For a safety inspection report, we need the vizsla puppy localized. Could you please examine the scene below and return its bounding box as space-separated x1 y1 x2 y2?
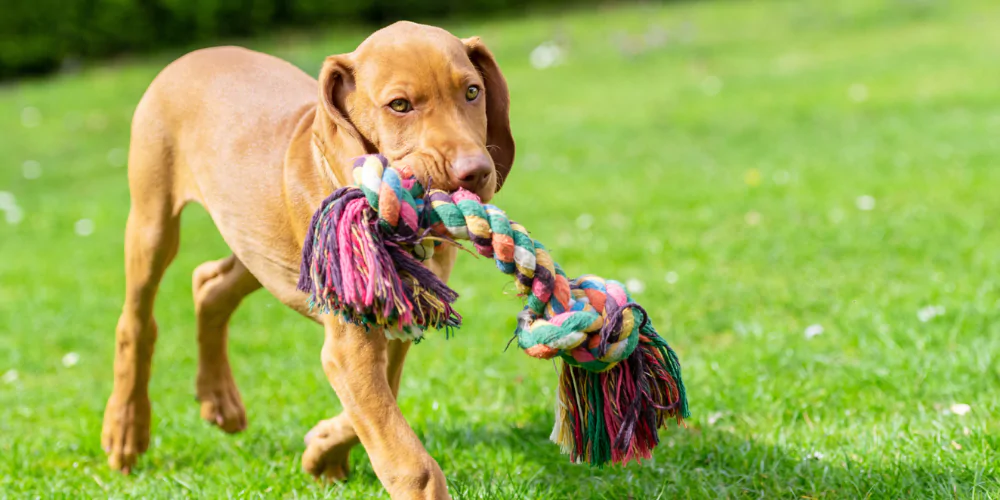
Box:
100 21 514 499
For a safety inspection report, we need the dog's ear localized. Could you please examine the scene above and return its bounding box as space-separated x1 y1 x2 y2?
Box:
464 37 515 192
315 54 368 184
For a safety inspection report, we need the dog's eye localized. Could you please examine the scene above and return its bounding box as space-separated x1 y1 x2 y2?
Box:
465 85 480 101
389 99 412 113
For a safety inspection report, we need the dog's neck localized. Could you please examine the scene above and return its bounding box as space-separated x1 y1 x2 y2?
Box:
279 107 348 248
310 103 380 184
310 130 344 189
309 109 354 187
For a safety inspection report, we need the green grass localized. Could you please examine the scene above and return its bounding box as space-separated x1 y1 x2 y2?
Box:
3 0 1000 497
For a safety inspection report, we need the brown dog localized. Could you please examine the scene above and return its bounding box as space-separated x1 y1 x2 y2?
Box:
100 21 514 498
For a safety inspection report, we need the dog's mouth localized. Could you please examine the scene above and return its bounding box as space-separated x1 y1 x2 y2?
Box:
389 153 496 202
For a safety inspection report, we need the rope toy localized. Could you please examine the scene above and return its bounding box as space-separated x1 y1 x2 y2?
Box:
298 154 689 466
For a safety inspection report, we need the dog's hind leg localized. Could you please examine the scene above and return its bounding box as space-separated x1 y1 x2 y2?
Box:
302 339 410 481
192 254 260 433
102 143 182 473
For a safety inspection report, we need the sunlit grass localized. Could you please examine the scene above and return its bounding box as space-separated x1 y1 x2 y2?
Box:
2 0 1000 497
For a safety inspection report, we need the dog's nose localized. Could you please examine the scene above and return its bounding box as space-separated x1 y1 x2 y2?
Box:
451 154 492 192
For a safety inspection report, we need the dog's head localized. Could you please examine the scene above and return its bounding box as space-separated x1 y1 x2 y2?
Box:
317 21 515 201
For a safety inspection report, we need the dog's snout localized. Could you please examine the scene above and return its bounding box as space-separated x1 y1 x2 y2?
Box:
451 154 492 192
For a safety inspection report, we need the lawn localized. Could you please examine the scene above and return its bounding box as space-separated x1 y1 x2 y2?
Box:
2 0 1000 497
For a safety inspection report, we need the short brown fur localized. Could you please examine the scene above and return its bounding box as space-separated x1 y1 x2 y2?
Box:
101 22 514 499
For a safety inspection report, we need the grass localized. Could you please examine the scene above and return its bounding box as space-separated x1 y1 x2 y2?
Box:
3 0 1000 497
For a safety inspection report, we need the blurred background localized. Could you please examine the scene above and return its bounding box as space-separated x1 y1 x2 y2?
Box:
2 0 580 79
2 0 999 497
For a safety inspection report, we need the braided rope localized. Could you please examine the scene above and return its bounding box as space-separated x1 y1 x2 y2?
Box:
355 155 650 371
299 154 689 466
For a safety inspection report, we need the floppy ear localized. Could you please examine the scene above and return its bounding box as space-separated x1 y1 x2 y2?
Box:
314 54 368 185
464 37 515 192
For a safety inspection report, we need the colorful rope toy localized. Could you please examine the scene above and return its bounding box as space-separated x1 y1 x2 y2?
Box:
298 154 689 467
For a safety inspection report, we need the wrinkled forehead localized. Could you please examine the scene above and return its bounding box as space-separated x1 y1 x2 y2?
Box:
353 25 476 85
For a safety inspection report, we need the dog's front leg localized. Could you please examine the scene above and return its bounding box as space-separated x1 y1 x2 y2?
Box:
321 316 449 499
302 338 409 481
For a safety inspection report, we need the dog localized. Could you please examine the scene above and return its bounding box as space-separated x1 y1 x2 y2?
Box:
100 21 514 499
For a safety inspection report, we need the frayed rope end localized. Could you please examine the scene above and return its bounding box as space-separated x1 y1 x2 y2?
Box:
297 186 461 335
549 311 689 467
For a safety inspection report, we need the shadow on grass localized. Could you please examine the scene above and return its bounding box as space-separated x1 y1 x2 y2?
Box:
392 411 997 499
34 406 990 498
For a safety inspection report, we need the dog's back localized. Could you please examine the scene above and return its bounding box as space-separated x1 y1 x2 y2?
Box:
129 46 322 300
131 46 315 213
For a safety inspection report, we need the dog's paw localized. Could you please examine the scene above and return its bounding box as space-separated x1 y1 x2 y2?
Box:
197 375 246 433
302 416 358 482
102 393 151 474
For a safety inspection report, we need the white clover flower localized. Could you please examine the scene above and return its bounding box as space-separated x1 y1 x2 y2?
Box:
626 278 645 294
62 352 80 367
949 403 971 416
856 195 876 211
804 324 824 339
917 305 945 322
530 42 564 69
22 160 42 179
75 219 95 236
21 107 41 127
